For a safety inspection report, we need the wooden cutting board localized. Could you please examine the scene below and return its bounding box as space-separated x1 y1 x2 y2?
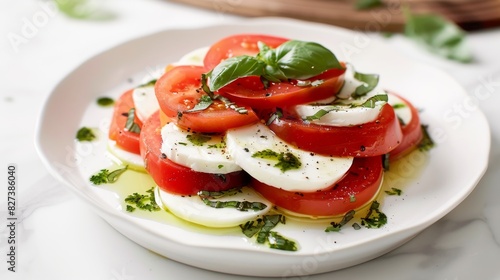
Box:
169 0 500 32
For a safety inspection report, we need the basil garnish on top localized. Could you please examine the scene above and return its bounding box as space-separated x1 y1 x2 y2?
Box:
203 40 344 94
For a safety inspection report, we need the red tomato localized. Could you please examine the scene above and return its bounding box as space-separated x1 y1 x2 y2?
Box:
155 65 259 133
269 104 403 157
109 89 142 154
252 156 383 217
203 34 289 69
217 68 346 109
140 111 249 195
389 94 423 160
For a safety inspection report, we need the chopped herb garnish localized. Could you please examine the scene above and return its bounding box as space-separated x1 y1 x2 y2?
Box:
352 223 362 230
265 109 283 126
418 124 435 151
392 103 406 109
355 0 383 10
303 108 334 121
124 187 160 212
353 71 380 98
186 133 212 146
325 210 355 232
76 127 96 142
198 188 267 212
349 194 356 203
89 166 128 185
201 198 267 211
137 79 157 88
385 187 402 196
198 188 240 199
126 205 136 212
257 215 283 243
360 94 388 108
252 149 280 160
303 94 387 121
125 108 141 133
361 201 388 228
186 95 213 113
252 149 302 172
207 141 226 149
240 215 296 251
96 97 114 107
268 231 298 251
382 153 390 171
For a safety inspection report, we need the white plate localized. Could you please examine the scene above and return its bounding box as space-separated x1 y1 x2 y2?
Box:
35 18 490 277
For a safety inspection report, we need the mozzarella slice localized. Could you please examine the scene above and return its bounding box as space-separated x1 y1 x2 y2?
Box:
107 140 145 171
132 85 159 122
160 123 241 174
294 66 387 127
155 186 272 228
388 93 413 125
226 123 353 192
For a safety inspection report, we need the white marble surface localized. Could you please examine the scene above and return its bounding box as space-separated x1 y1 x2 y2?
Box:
1 0 499 279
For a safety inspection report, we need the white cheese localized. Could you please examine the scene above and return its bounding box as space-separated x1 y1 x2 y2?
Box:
226 123 353 192
160 123 241 174
155 186 272 228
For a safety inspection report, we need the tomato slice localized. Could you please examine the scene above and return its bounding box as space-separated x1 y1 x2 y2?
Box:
108 89 143 154
203 34 289 69
269 104 403 157
140 111 249 195
217 68 346 109
155 65 259 133
389 94 423 160
252 156 383 217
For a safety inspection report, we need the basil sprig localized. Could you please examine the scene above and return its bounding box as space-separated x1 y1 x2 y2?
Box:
203 40 343 94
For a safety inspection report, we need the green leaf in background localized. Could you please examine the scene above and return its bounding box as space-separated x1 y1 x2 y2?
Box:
356 0 383 10
404 9 472 63
54 0 116 21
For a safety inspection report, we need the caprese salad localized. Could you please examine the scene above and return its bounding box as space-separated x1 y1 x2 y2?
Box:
96 34 429 234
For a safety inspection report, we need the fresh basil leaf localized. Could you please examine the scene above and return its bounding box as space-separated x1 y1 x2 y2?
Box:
185 95 213 113
355 0 383 10
353 71 379 97
273 40 343 80
208 56 266 92
404 9 472 63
